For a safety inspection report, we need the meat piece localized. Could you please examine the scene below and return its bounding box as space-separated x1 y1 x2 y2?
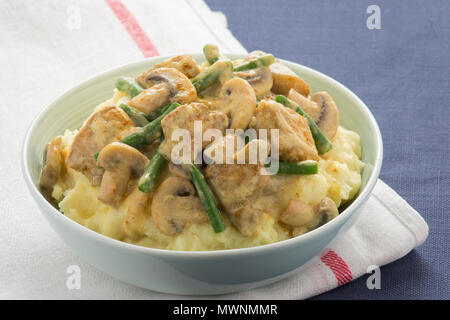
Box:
159 103 228 163
139 54 200 79
270 61 310 97
251 100 319 162
205 163 269 236
66 105 136 185
123 186 152 238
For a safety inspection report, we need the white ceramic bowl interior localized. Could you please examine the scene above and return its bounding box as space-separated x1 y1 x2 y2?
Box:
22 54 382 295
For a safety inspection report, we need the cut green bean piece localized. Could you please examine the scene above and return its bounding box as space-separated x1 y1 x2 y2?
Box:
145 103 171 122
275 95 332 154
115 77 144 97
189 165 226 233
119 104 149 127
138 150 168 192
120 102 180 149
265 160 318 175
203 44 220 65
233 54 275 72
191 60 232 93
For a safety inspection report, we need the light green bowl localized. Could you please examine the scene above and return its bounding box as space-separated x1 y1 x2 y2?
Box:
22 54 382 295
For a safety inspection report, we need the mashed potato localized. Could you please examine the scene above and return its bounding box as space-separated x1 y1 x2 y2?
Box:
51 91 364 251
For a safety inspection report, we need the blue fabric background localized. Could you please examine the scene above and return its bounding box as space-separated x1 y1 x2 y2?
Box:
205 0 450 299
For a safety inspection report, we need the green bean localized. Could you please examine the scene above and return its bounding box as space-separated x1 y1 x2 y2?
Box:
145 103 171 122
233 54 275 72
275 95 332 154
191 60 232 93
138 150 168 192
120 102 180 149
189 165 226 233
265 160 318 175
115 77 144 97
203 44 220 65
119 104 149 127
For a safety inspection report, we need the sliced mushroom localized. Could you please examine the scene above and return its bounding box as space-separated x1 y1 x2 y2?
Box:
270 61 310 97
234 67 273 97
287 89 321 121
281 197 339 236
310 92 339 141
148 54 200 78
314 197 339 228
159 102 228 163
288 89 339 141
288 89 339 140
39 136 63 192
213 78 256 129
97 142 149 207
251 99 319 162
128 83 171 114
151 177 208 236
131 67 197 114
66 105 136 185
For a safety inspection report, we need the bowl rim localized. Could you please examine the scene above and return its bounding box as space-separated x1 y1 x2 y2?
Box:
22 53 383 258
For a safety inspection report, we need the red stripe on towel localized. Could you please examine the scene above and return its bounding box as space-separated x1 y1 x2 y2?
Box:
321 249 353 286
105 0 159 58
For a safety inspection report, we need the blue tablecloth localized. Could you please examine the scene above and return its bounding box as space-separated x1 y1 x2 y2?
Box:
206 0 450 299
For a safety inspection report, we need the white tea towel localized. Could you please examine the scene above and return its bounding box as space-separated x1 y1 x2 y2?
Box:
0 0 428 299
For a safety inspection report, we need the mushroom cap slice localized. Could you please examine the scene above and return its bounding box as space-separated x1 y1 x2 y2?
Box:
97 142 149 207
270 61 310 97
66 105 136 185
39 136 63 192
310 92 339 141
251 100 319 162
234 67 273 97
128 83 171 114
282 197 339 236
287 88 322 121
134 67 197 112
314 197 339 227
151 177 208 236
147 54 200 78
214 78 257 129
288 89 339 141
